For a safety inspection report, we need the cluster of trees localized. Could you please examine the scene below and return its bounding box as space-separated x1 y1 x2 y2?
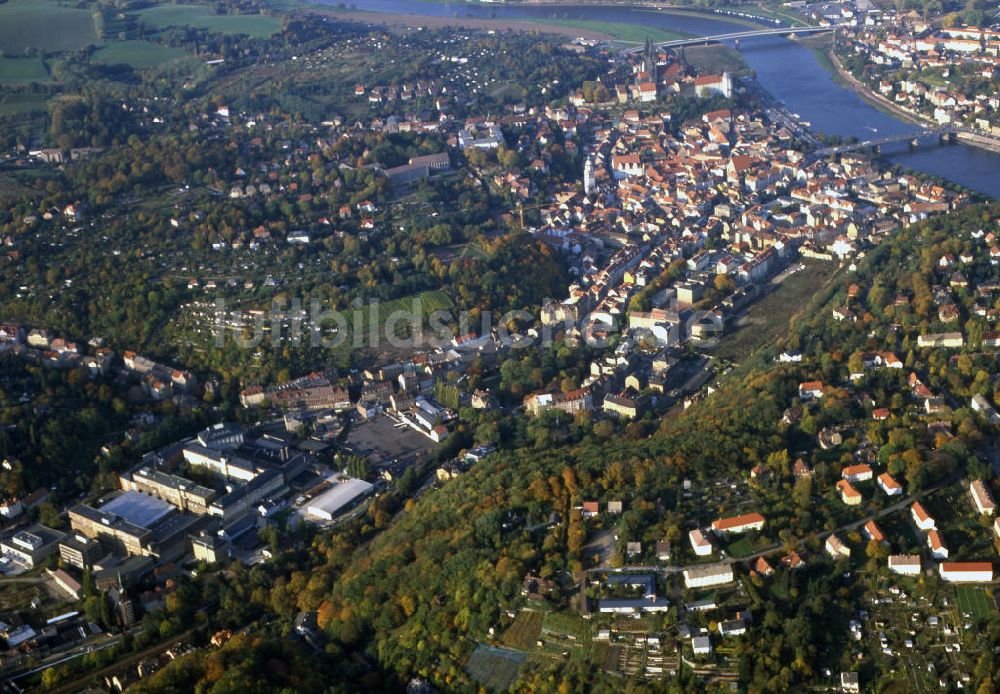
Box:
0 353 215 504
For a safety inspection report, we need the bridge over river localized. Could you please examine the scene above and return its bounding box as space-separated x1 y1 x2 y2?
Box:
804 125 963 163
622 25 834 53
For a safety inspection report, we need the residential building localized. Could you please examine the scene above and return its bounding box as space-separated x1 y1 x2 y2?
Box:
710 512 765 535
841 464 873 482
927 530 949 559
916 332 964 348
836 480 862 505
683 563 734 589
939 562 993 583
911 502 936 531
689 529 713 556
798 381 824 399
825 533 850 559
841 672 860 693
878 472 903 496
970 480 996 515
888 554 921 576
524 389 593 416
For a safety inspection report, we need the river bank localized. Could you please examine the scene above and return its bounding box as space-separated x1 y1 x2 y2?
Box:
299 5 619 40
825 48 930 128
822 44 1000 158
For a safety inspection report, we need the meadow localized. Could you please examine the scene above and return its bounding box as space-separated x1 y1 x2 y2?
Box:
522 18 688 45
90 41 189 69
132 5 282 38
0 58 50 84
0 0 98 55
0 92 49 116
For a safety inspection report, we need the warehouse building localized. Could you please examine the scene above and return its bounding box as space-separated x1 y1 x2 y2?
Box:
305 477 375 522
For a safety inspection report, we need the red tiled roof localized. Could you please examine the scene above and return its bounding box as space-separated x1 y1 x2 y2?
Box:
712 512 765 531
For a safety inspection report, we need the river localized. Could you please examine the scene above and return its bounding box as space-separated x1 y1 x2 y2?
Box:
330 1 1000 197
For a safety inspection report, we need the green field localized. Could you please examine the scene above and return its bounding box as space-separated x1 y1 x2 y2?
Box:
526 18 687 44
90 41 189 69
0 92 49 116
465 644 526 691
956 585 993 619
519 17 687 43
0 57 50 84
726 536 757 558
0 0 99 55
368 289 454 329
133 5 281 38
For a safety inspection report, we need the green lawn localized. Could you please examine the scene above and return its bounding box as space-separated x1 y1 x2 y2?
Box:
90 41 189 69
956 585 993 619
133 5 281 38
0 92 49 116
0 0 99 55
523 18 688 44
0 57 50 84
725 536 756 558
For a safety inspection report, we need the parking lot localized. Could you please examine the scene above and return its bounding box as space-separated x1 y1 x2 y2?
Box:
342 413 437 469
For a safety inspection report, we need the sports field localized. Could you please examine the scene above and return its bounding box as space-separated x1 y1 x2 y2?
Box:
956 585 993 619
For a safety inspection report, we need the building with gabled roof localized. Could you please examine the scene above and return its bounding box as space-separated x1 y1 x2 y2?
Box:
911 501 935 531
825 533 850 559
863 520 886 544
939 562 993 582
836 480 862 506
753 557 774 576
689 528 713 556
842 464 873 482
927 529 948 559
970 480 996 515
711 512 765 535
878 472 903 496
798 381 824 399
888 554 921 576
